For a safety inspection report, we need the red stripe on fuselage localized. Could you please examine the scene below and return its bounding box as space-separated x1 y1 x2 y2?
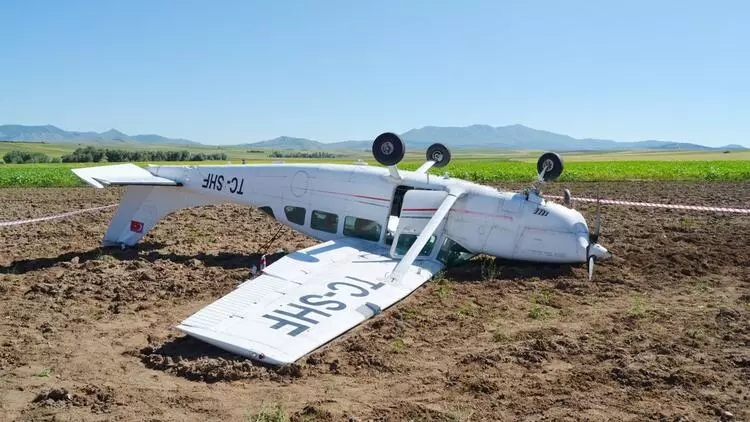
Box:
314 190 390 202
352 193 390 202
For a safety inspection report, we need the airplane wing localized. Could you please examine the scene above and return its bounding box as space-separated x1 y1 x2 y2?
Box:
177 237 443 365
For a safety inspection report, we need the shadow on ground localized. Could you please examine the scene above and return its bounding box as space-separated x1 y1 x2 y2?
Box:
446 256 578 282
135 335 302 383
1 242 288 274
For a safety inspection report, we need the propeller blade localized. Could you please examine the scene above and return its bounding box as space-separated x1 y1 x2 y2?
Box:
587 255 595 281
590 196 601 243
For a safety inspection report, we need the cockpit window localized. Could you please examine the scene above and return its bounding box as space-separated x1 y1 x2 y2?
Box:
437 238 474 267
394 234 436 256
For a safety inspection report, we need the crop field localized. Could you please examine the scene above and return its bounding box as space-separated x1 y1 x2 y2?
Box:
2 140 749 187
1 158 750 188
3 140 750 161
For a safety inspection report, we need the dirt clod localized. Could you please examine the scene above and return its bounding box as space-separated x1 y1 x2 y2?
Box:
33 388 72 403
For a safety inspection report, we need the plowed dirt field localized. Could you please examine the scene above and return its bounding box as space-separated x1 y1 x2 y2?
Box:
1 182 748 421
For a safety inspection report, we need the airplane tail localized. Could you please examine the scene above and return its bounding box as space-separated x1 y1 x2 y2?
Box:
72 164 223 246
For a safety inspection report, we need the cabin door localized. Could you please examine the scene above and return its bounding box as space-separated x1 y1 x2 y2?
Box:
389 190 448 259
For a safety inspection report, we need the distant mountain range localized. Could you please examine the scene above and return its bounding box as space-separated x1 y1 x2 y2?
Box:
2 123 745 151
243 125 746 151
0 125 197 145
240 136 373 150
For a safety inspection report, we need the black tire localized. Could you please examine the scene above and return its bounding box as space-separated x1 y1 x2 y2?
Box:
536 152 564 181
372 132 405 166
426 143 451 168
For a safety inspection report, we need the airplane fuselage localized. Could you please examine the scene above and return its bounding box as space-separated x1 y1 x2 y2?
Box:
147 163 599 264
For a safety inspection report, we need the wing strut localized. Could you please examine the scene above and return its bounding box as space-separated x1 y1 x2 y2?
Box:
388 190 461 283
415 160 436 174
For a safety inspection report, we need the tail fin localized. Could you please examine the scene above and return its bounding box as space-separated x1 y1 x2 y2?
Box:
72 164 223 246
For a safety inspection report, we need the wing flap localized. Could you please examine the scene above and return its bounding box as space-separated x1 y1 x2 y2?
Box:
177 237 442 365
72 163 179 188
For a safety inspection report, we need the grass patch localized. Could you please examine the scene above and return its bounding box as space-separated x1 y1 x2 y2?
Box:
434 276 452 300
534 284 555 306
528 284 555 320
690 278 713 295
528 302 551 320
456 301 480 318
679 217 695 228
492 329 510 343
245 402 286 422
391 337 407 354
686 327 707 342
399 307 422 320
447 405 476 422
628 294 653 319
37 368 52 377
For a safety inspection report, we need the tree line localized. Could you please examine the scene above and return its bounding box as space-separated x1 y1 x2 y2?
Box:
2 150 59 164
1 147 229 164
268 151 341 158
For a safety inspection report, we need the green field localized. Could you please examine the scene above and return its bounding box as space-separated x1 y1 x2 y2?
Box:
1 158 748 188
3 140 750 162
2 141 749 187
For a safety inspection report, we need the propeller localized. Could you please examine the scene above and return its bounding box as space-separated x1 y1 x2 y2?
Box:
586 196 602 281
563 188 572 207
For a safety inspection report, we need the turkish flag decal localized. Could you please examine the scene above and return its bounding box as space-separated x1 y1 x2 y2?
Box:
130 220 144 233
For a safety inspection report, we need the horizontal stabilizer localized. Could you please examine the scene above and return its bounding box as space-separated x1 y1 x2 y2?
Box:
72 164 179 188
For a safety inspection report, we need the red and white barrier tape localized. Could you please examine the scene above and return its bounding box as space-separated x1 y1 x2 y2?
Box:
1 194 747 229
0 204 117 227
546 196 750 214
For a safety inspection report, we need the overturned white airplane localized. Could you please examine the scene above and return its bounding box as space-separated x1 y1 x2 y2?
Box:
73 133 609 365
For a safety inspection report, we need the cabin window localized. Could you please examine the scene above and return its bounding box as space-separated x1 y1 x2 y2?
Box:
310 210 339 233
259 206 275 219
284 206 306 225
437 238 474 266
343 216 381 242
394 234 436 256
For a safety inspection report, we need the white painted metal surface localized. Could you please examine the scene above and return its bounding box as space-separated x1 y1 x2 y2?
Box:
177 237 441 364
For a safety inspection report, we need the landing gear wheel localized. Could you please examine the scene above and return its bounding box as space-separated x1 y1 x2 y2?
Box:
536 152 564 181
426 143 452 168
372 132 405 166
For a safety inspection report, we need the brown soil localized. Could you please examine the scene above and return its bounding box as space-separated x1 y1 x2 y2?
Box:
0 181 748 421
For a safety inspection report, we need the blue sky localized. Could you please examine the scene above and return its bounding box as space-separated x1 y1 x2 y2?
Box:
1 0 747 146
